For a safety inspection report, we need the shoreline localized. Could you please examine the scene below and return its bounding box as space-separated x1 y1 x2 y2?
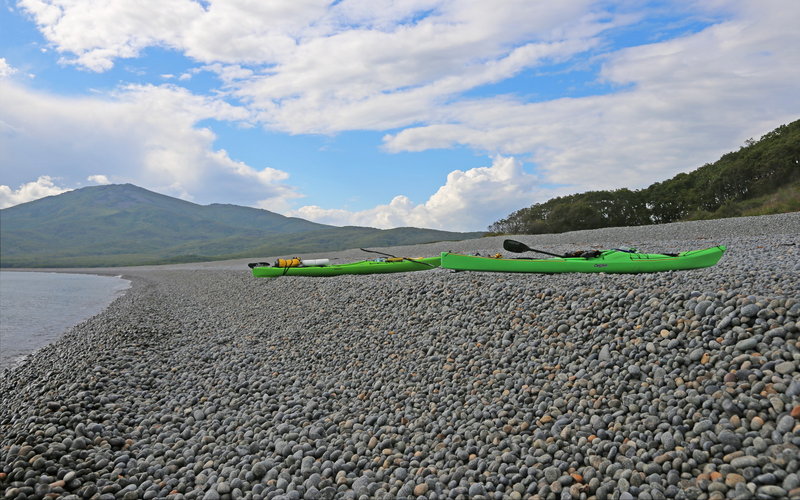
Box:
1 213 799 499
0 271 131 372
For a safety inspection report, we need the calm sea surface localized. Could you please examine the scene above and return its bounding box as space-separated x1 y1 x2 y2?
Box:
0 271 130 370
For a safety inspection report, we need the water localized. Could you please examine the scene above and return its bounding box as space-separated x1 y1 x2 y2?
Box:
0 271 130 370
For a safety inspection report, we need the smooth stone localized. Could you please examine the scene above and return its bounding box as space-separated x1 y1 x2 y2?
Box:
468 483 487 496
741 304 761 317
734 338 758 351
756 485 787 497
776 415 795 434
730 456 759 468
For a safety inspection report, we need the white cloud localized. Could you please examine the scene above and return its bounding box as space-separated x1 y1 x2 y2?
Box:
87 174 110 184
0 58 17 78
291 156 550 231
201 63 254 84
384 1 800 192
18 0 615 133
16 0 332 71
207 149 303 212
18 0 206 71
0 80 301 209
181 0 328 64
232 1 612 133
0 176 71 209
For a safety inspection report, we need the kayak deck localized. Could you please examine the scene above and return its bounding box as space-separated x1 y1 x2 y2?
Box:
250 256 441 277
440 246 726 274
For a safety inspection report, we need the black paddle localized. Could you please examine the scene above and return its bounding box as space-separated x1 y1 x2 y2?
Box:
502 239 564 258
359 248 437 267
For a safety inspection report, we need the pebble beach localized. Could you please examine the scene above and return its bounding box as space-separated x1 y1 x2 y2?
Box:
1 213 799 500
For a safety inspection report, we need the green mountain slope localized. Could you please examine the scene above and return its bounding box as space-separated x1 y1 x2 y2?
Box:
489 119 800 234
0 184 482 267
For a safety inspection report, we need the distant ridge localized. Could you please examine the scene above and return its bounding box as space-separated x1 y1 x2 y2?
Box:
0 184 483 267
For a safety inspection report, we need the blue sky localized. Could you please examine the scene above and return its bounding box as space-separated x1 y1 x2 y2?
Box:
1 0 798 231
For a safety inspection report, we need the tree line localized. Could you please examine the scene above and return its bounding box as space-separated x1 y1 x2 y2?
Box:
488 119 800 234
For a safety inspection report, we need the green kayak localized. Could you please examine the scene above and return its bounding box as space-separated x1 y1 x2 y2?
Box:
440 245 726 274
249 256 441 277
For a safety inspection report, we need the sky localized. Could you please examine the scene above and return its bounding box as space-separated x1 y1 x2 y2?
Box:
0 0 798 231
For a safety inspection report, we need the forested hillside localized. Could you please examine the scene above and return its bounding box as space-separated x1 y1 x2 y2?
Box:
489 119 800 234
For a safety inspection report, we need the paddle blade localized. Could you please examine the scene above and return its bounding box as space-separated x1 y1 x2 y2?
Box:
503 239 531 253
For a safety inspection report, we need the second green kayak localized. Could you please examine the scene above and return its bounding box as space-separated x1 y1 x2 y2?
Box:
249 256 441 277
440 246 726 274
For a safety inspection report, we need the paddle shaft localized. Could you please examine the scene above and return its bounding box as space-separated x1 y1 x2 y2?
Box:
359 248 436 267
503 239 564 258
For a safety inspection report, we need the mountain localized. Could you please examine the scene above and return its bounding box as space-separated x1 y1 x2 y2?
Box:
489 119 800 234
0 184 482 267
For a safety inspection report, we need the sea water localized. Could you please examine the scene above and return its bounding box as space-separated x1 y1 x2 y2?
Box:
0 271 130 370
